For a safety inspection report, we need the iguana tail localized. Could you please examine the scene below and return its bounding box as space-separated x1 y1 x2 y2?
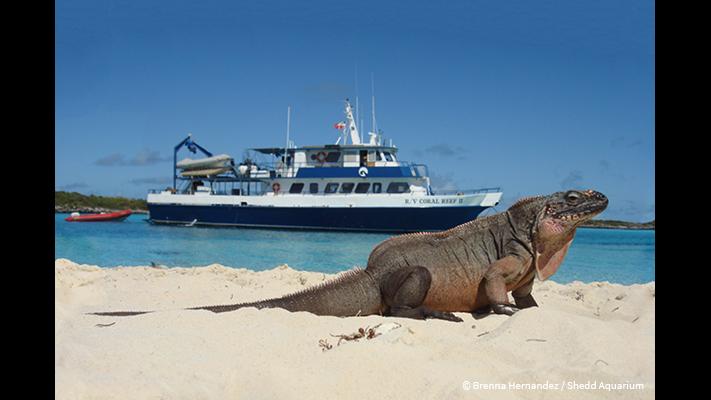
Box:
89 268 383 318
90 310 154 316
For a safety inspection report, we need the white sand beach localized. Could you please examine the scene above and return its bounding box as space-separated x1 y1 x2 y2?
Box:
55 258 655 400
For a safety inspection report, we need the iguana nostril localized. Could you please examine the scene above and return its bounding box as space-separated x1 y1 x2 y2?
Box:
591 191 606 200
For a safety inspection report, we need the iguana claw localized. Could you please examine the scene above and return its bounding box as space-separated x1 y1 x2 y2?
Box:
513 293 538 309
491 304 520 316
437 312 463 322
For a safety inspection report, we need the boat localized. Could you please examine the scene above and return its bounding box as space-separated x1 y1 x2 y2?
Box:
176 154 233 170
65 210 132 222
146 99 503 232
180 167 232 177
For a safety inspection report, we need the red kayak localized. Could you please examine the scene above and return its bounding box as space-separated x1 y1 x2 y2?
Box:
65 210 132 222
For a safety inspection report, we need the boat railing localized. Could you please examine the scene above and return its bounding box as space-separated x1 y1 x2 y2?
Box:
162 160 433 180
243 160 431 177
149 187 501 196
208 188 500 196
407 163 429 178
148 189 168 194
431 187 502 195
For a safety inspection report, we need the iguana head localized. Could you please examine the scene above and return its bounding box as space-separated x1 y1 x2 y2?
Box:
537 189 608 232
509 189 608 280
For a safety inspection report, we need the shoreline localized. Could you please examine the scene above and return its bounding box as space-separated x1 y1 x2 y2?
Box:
55 207 148 214
579 221 654 231
579 225 654 231
54 211 654 231
55 259 655 399
55 259 655 286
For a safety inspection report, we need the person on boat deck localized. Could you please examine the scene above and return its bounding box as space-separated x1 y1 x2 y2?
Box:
192 180 203 193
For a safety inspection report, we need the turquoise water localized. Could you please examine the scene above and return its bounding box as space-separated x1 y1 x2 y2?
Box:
55 214 655 284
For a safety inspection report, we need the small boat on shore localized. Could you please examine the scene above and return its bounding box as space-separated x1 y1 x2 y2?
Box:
65 210 132 222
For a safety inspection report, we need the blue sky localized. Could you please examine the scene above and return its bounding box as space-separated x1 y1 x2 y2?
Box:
55 0 654 222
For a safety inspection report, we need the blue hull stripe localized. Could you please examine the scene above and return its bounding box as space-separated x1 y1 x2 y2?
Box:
147 204 488 232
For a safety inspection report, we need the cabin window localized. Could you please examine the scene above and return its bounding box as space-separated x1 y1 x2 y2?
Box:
340 182 355 193
384 152 393 162
375 152 382 161
386 182 410 194
325 152 341 163
309 183 319 194
355 182 370 193
325 183 339 194
372 183 382 193
289 183 304 194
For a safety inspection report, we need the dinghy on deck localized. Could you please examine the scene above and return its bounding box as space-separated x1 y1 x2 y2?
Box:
176 154 233 170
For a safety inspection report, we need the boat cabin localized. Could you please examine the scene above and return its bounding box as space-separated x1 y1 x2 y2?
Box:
163 99 433 197
251 143 402 178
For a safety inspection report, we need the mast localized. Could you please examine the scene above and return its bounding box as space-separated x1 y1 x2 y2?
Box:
371 95 376 142
344 99 361 145
357 97 363 144
355 66 362 144
355 64 362 141
284 106 291 176
360 117 364 144
369 73 380 145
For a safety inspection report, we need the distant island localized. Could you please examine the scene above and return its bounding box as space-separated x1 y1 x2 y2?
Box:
579 219 654 230
55 191 148 214
54 191 654 230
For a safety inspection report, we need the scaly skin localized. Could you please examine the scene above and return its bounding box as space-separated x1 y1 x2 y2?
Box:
91 190 608 322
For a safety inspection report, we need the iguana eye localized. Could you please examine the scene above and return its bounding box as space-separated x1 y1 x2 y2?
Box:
565 191 580 202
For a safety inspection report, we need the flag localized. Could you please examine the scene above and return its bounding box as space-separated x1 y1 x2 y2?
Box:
334 122 346 129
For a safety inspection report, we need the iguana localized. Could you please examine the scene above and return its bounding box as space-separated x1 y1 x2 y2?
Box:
91 189 608 322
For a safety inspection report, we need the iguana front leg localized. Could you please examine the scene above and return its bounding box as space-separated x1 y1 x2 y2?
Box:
483 256 528 316
512 273 538 309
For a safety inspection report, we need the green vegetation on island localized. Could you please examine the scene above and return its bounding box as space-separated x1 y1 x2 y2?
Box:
55 191 148 213
580 219 655 230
